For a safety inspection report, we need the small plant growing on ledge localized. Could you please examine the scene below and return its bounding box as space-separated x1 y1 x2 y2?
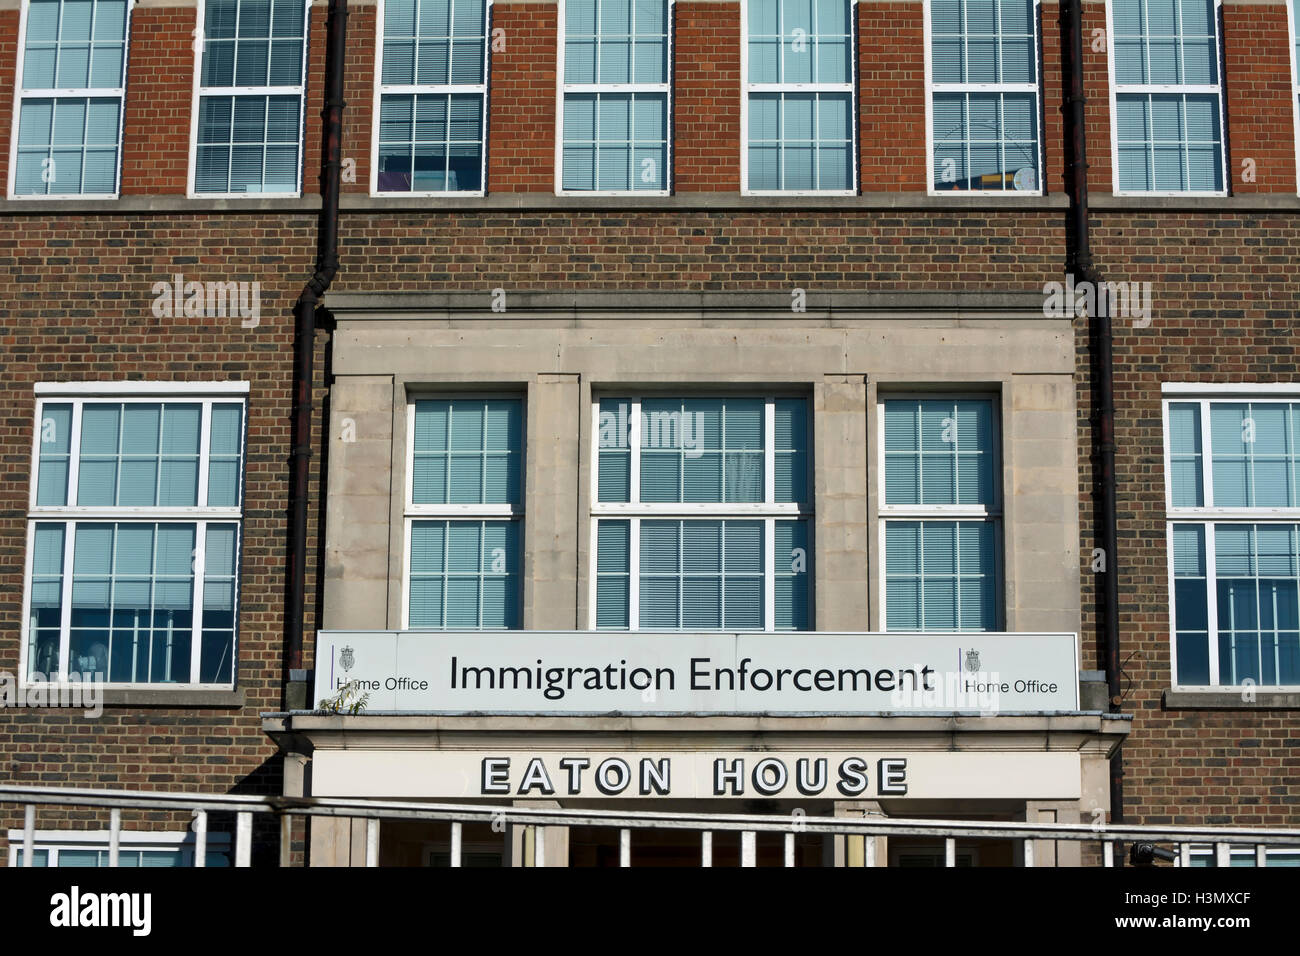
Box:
316 680 370 716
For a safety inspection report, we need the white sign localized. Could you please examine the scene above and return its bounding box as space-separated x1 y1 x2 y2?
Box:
313 631 1079 714
310 750 1082 800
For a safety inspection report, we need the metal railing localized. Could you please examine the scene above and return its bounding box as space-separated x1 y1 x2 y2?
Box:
4 784 1299 867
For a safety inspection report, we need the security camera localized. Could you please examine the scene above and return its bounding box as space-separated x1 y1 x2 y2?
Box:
1129 842 1178 866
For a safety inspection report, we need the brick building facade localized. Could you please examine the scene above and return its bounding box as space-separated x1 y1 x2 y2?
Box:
0 0 1295 866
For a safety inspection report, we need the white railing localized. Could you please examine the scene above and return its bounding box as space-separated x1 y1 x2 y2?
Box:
4 784 1299 867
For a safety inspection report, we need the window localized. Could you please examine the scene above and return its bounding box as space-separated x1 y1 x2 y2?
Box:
374 0 489 194
880 397 1001 631
191 0 309 195
926 0 1042 193
1165 394 1300 688
8 830 231 866
405 398 523 628
1107 0 1225 194
1185 846 1300 867
557 0 671 193
742 0 856 193
591 396 812 630
10 0 132 197
23 385 247 687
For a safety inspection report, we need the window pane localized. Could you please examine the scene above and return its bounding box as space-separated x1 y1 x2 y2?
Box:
409 520 519 628
596 519 630 628
886 521 997 631
412 399 521 504
885 398 996 506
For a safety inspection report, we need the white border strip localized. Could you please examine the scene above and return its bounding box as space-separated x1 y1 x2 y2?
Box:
35 381 251 395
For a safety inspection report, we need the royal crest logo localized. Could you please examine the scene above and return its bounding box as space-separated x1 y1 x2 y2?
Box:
339 645 355 672
964 649 981 673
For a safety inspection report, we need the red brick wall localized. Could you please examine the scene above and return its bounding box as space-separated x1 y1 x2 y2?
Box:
858 2 926 191
1040 1 1065 194
1223 4 1297 193
341 3 377 194
0 8 19 192
1077 213 1300 826
120 8 196 195
674 2 741 191
487 4 557 192
0 214 326 863
329 208 1064 289
1082 1 1114 193
302 2 329 197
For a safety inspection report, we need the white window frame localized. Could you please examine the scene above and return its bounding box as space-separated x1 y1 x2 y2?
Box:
922 0 1045 196
1287 0 1300 195
1185 844 1300 866
21 381 249 690
6 0 135 200
587 394 813 631
369 0 492 197
1105 0 1228 197
1161 385 1300 691
7 829 232 867
876 392 1004 632
554 0 674 196
739 0 859 196
401 392 525 630
187 0 311 198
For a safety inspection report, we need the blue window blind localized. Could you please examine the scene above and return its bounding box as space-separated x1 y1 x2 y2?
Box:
1112 0 1222 193
884 521 997 631
639 520 765 629
597 397 633 503
37 403 73 506
884 398 995 506
1168 401 1204 506
68 522 199 683
1212 524 1300 686
640 398 766 504
596 517 812 630
71 403 202 508
1208 402 1300 508
1113 0 1217 85
562 92 668 191
15 0 129 195
565 0 669 84
747 91 852 191
774 398 809 504
930 0 1035 84
378 0 487 192
562 0 670 191
748 0 852 85
207 403 245 507
774 518 810 630
412 399 522 505
195 0 306 193
595 519 631 627
929 0 1040 192
409 520 520 628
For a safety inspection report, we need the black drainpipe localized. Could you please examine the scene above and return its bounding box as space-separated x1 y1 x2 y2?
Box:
1061 0 1124 857
285 0 348 708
